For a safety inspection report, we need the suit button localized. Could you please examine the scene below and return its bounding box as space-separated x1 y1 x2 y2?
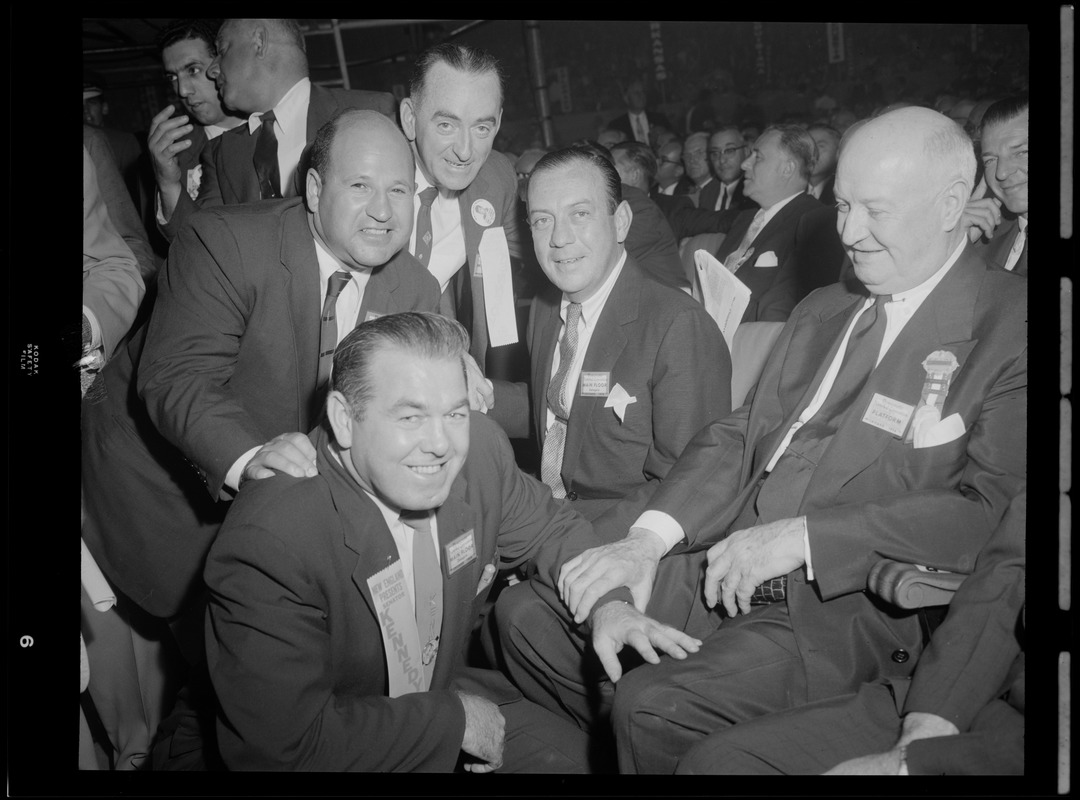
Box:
891 649 910 663
566 491 578 501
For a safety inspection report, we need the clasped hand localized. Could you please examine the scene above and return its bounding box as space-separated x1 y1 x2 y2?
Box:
704 517 805 617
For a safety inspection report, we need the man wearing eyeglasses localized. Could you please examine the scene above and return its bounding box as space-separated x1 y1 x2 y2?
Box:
704 127 758 213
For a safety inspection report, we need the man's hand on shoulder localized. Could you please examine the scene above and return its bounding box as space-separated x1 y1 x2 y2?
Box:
241 432 318 484
464 353 494 413
558 527 667 623
962 195 1003 243
591 601 702 683
457 692 505 773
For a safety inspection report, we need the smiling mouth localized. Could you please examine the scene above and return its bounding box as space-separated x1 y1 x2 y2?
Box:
554 256 585 265
408 464 444 475
360 228 392 236
445 159 472 169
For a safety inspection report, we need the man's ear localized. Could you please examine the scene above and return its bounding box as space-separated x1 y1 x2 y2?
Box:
940 178 970 232
305 168 322 215
614 199 633 244
326 390 355 450
400 97 417 140
252 21 269 58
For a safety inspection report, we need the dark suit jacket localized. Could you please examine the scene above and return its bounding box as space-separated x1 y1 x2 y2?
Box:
715 192 828 323
621 184 688 290
447 150 526 373
809 175 836 207
653 190 743 241
646 243 1027 702
606 109 672 142
699 177 757 214
161 83 396 240
205 414 607 771
82 198 439 618
490 257 731 535
976 215 1027 277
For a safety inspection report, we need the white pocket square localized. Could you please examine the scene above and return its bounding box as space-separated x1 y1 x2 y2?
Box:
753 250 779 267
913 412 966 449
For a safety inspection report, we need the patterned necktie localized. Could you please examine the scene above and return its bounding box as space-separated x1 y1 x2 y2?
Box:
253 110 281 200
749 294 891 604
413 186 439 268
316 270 352 391
400 510 442 690
723 210 766 273
540 302 583 499
1005 224 1027 272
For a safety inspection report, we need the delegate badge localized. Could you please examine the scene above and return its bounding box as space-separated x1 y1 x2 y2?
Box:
579 371 611 397
444 529 478 576
471 198 496 227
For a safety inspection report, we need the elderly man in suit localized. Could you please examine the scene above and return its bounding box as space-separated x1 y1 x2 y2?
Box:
399 43 525 388
83 111 440 633
147 19 244 240
713 124 842 322
496 107 1027 773
489 146 731 535
205 312 629 772
678 491 1025 775
606 80 672 145
974 96 1028 276
704 126 756 213
158 19 395 240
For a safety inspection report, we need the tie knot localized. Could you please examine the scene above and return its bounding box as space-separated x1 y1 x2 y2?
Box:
419 186 438 208
327 270 352 299
260 109 276 126
399 510 432 534
873 293 891 306
565 301 583 325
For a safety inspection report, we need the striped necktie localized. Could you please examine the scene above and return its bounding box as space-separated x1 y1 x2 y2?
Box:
540 302 583 499
316 270 352 392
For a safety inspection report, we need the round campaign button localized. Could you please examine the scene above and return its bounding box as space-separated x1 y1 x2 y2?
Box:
471 198 496 227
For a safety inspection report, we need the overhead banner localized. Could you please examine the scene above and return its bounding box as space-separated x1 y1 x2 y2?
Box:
827 22 845 63
651 21 666 81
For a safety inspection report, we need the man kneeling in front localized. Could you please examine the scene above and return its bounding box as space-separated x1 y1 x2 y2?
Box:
205 312 625 772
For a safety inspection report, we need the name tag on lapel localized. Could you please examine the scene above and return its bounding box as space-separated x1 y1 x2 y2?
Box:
579 371 611 397
444 529 477 576
861 393 915 438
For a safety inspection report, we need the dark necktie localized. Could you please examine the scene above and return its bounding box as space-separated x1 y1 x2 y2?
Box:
400 510 442 689
316 270 352 392
748 293 891 603
540 302 583 499
413 186 439 268
253 110 281 200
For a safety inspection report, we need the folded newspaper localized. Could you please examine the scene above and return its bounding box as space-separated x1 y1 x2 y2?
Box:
694 249 751 352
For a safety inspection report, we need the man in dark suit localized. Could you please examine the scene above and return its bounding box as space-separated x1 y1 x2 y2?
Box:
713 124 842 323
678 491 1025 775
807 124 840 206
606 80 672 145
82 111 440 632
675 131 714 206
703 127 756 213
498 107 1027 773
608 141 692 290
490 146 731 536
147 19 244 244
205 312 638 771
974 96 1028 276
159 18 395 241
399 43 525 386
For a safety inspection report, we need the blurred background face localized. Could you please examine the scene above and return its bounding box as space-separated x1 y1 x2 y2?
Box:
162 37 227 126
980 110 1028 216
656 142 683 188
528 161 629 302
597 128 627 150
809 127 840 182
625 81 647 112
682 135 710 183
708 130 746 183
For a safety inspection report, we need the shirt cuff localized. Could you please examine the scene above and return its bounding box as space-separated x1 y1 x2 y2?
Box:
155 189 168 226
81 305 102 352
225 445 262 492
633 510 685 554
801 516 814 581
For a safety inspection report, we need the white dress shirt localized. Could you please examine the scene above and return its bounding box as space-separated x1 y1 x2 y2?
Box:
367 494 441 614
714 179 741 211
246 77 311 198
1004 216 1028 272
545 251 627 432
629 111 651 143
408 166 468 291
635 237 970 573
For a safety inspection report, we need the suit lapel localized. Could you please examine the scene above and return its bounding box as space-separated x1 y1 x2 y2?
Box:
358 254 402 324
280 203 323 426
560 261 638 482
805 247 983 506
430 476 478 688
716 210 755 260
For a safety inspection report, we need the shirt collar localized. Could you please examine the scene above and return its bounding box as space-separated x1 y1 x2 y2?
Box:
757 190 803 226
204 123 230 140
246 76 310 134
414 163 459 202
312 222 369 283
560 249 627 329
1017 216 1028 232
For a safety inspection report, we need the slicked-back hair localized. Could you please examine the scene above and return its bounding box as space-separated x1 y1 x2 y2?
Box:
611 141 658 183
332 312 471 421
409 43 504 109
762 124 818 181
157 18 222 56
533 144 623 213
979 95 1029 136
